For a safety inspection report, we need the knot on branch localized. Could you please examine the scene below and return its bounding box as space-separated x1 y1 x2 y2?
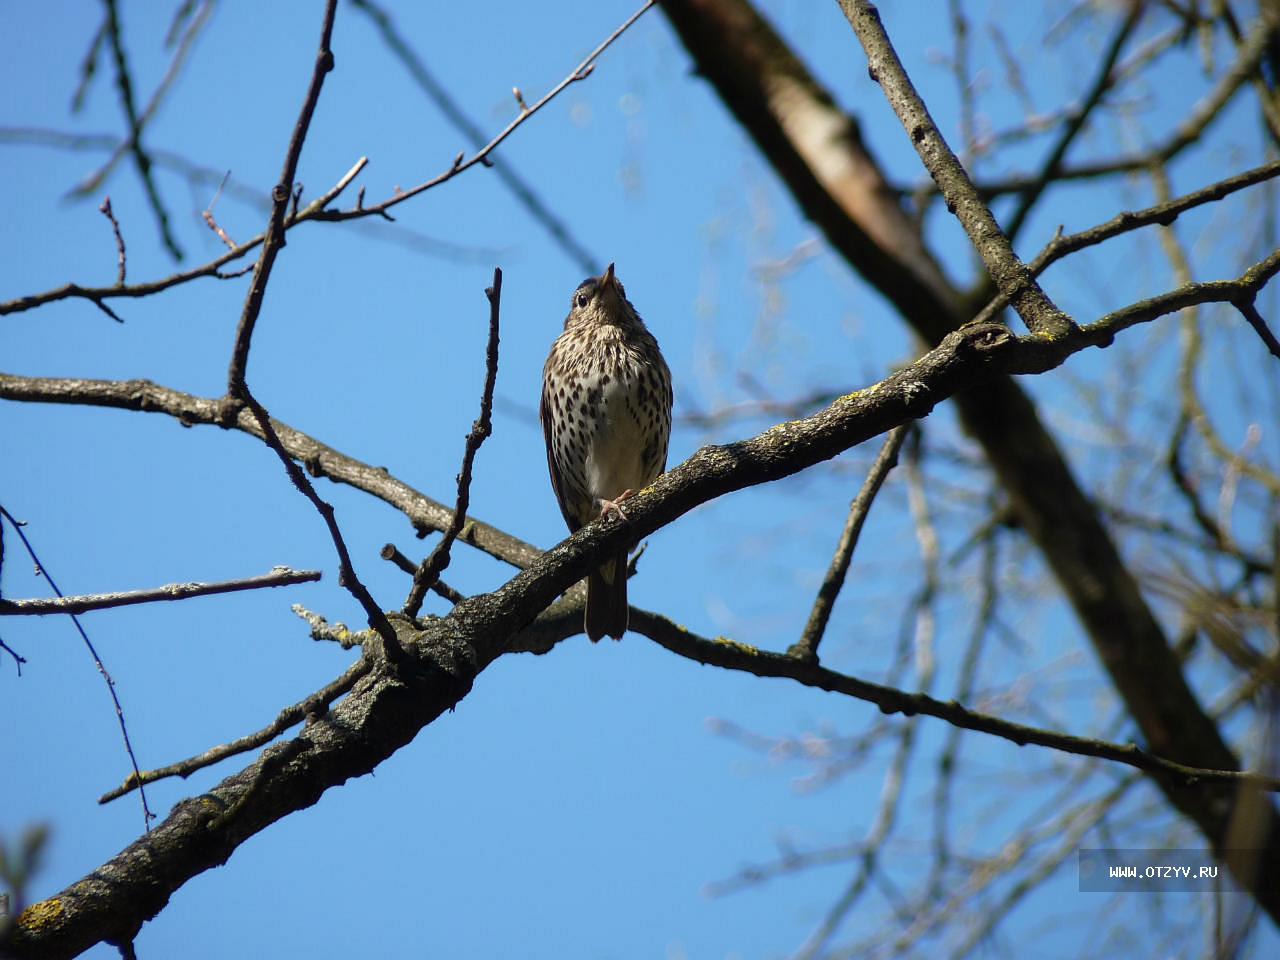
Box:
214 396 245 428
953 322 1014 356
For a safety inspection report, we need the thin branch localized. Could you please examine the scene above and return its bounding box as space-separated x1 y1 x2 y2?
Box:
0 505 153 828
0 374 544 572
98 656 373 803
72 0 213 202
971 160 1280 324
101 0 183 260
1235 298 1280 359
349 0 598 274
1002 2 1143 245
0 636 26 675
97 195 126 286
71 17 108 113
224 0 338 394
380 545 466 606
0 151 370 318
403 268 502 618
201 171 237 249
310 0 657 226
213 0 403 664
835 0 1073 337
243 390 404 663
0 0 647 320
0 567 320 616
789 424 909 662
949 7 1280 201
629 608 1280 791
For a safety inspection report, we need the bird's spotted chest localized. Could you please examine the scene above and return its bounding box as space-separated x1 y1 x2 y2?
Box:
547 333 659 521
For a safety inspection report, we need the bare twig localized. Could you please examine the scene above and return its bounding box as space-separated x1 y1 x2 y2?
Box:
311 0 657 226
789 425 909 662
1001 2 1142 244
1235 298 1280 359
0 566 320 616
971 161 1280 325
0 0 646 321
73 0 213 203
100 0 183 260
950 7 1280 200
379 544 418 576
0 505 153 828
0 636 26 674
349 0 598 274
224 0 338 394
97 195 126 285
202 171 237 249
71 17 108 113
215 0 403 664
403 268 502 618
98 657 373 803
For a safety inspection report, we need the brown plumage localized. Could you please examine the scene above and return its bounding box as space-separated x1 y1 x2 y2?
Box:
541 263 673 641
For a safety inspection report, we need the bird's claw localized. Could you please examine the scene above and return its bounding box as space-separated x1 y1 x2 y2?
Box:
598 489 635 522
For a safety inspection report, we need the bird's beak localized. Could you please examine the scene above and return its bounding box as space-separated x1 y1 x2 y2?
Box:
600 262 617 290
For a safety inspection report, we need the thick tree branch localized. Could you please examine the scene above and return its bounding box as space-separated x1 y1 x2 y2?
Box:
0 566 319 617
0 376 541 571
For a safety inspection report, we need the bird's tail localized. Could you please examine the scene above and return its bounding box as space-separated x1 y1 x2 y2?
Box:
585 550 628 641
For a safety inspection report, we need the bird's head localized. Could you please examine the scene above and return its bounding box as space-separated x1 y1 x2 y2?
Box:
567 262 636 330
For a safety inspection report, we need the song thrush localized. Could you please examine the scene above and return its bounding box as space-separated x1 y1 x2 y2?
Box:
541 263 673 641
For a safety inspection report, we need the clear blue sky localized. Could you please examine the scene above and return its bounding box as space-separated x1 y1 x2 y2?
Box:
3 2 1277 957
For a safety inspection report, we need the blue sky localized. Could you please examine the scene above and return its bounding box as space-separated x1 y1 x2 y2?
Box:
3 1 1278 957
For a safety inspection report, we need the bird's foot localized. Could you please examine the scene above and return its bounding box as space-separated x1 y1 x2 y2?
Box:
597 490 635 522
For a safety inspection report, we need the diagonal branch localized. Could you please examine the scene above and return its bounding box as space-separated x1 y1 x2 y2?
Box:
789 424 909 663
834 0 1072 338
0 567 320 617
224 0 338 394
311 0 657 227
1001 1 1143 245
101 0 183 260
0 505 153 829
1234 298 1280 359
97 656 373 804
217 0 402 664
349 0 598 273
403 268 502 618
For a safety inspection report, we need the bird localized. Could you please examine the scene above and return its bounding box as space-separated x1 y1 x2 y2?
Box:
541 263 673 641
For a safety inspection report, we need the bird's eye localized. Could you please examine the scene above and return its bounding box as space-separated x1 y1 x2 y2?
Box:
576 293 590 308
